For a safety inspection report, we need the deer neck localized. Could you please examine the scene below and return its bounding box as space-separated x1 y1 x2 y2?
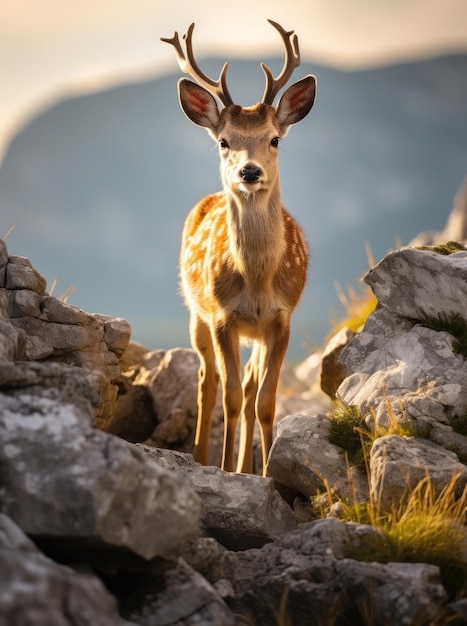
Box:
225 185 286 283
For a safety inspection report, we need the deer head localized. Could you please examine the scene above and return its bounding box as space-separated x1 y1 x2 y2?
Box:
162 20 316 197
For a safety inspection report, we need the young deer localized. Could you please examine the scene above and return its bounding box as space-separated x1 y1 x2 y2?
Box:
162 20 316 474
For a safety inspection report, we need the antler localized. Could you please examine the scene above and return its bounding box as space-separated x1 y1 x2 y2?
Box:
261 20 301 105
161 23 234 107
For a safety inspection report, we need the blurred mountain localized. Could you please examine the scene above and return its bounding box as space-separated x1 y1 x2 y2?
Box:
1 54 466 361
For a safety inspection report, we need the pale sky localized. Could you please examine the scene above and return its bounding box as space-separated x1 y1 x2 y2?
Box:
1 0 467 162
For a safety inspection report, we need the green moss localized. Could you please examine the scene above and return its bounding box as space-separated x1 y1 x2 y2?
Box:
415 240 467 255
329 399 368 467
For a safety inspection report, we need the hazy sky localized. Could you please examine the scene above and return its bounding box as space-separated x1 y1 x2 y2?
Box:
1 0 467 161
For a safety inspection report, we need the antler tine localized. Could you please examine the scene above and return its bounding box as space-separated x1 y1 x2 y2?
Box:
261 19 301 105
161 23 234 107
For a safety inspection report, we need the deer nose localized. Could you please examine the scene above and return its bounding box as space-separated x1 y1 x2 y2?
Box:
240 165 262 183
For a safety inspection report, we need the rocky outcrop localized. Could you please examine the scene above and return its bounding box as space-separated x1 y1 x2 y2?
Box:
139 446 296 550
2 238 467 624
338 245 467 461
0 239 131 427
0 514 123 626
0 361 200 564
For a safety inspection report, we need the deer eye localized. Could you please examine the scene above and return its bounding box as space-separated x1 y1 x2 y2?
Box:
270 137 280 148
219 138 229 150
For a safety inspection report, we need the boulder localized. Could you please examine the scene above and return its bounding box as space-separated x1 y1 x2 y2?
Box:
228 518 447 626
115 347 225 464
0 366 200 563
0 513 123 626
339 247 467 462
117 557 236 626
139 446 296 550
370 435 467 511
266 413 349 500
0 239 131 427
320 326 355 399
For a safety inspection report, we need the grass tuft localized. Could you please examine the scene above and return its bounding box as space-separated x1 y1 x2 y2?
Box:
415 240 467 255
328 399 368 467
345 473 467 599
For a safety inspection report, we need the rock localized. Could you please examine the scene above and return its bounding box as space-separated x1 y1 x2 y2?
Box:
117 557 236 626
0 360 98 418
228 518 447 626
116 347 225 464
0 513 123 626
138 446 296 550
320 326 355 399
338 247 467 462
0 240 131 427
364 246 467 324
0 374 200 563
183 536 235 598
5 255 47 293
370 435 467 511
266 414 351 501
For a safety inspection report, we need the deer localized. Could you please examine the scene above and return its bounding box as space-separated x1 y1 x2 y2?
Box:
161 20 316 475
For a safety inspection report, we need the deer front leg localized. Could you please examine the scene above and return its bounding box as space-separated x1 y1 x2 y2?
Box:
236 341 260 474
190 314 219 465
257 316 290 475
212 321 242 472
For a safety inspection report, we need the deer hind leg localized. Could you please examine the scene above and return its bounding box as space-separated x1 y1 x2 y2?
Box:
190 314 219 466
257 317 291 475
212 322 242 472
236 341 260 474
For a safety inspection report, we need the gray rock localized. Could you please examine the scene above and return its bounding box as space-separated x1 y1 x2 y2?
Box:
117 348 225 462
119 557 236 626
0 360 98 418
364 246 467 324
139 446 296 550
0 317 18 360
0 513 123 626
8 288 42 318
5 255 47 293
0 240 131 426
266 414 349 499
229 518 447 626
320 326 355 399
338 247 467 461
0 383 200 562
370 435 467 511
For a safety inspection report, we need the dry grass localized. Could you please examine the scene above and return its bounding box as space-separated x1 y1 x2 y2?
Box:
48 277 76 303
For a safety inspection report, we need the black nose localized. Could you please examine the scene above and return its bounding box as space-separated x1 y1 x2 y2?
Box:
240 166 261 183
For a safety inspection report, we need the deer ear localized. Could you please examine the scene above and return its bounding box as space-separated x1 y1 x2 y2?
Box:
276 75 316 127
178 79 220 133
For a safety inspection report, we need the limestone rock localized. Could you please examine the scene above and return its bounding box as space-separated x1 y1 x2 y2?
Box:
116 347 224 463
0 513 123 626
339 246 467 462
118 557 236 626
266 414 351 500
0 240 131 426
228 518 446 626
139 446 296 550
320 326 355 399
370 435 467 511
0 377 200 562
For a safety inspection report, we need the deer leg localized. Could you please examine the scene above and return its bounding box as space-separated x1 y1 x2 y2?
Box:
257 317 290 475
190 314 219 465
236 341 260 474
212 322 242 472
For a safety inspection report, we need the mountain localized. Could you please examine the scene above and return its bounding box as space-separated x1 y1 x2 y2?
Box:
1 54 466 361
